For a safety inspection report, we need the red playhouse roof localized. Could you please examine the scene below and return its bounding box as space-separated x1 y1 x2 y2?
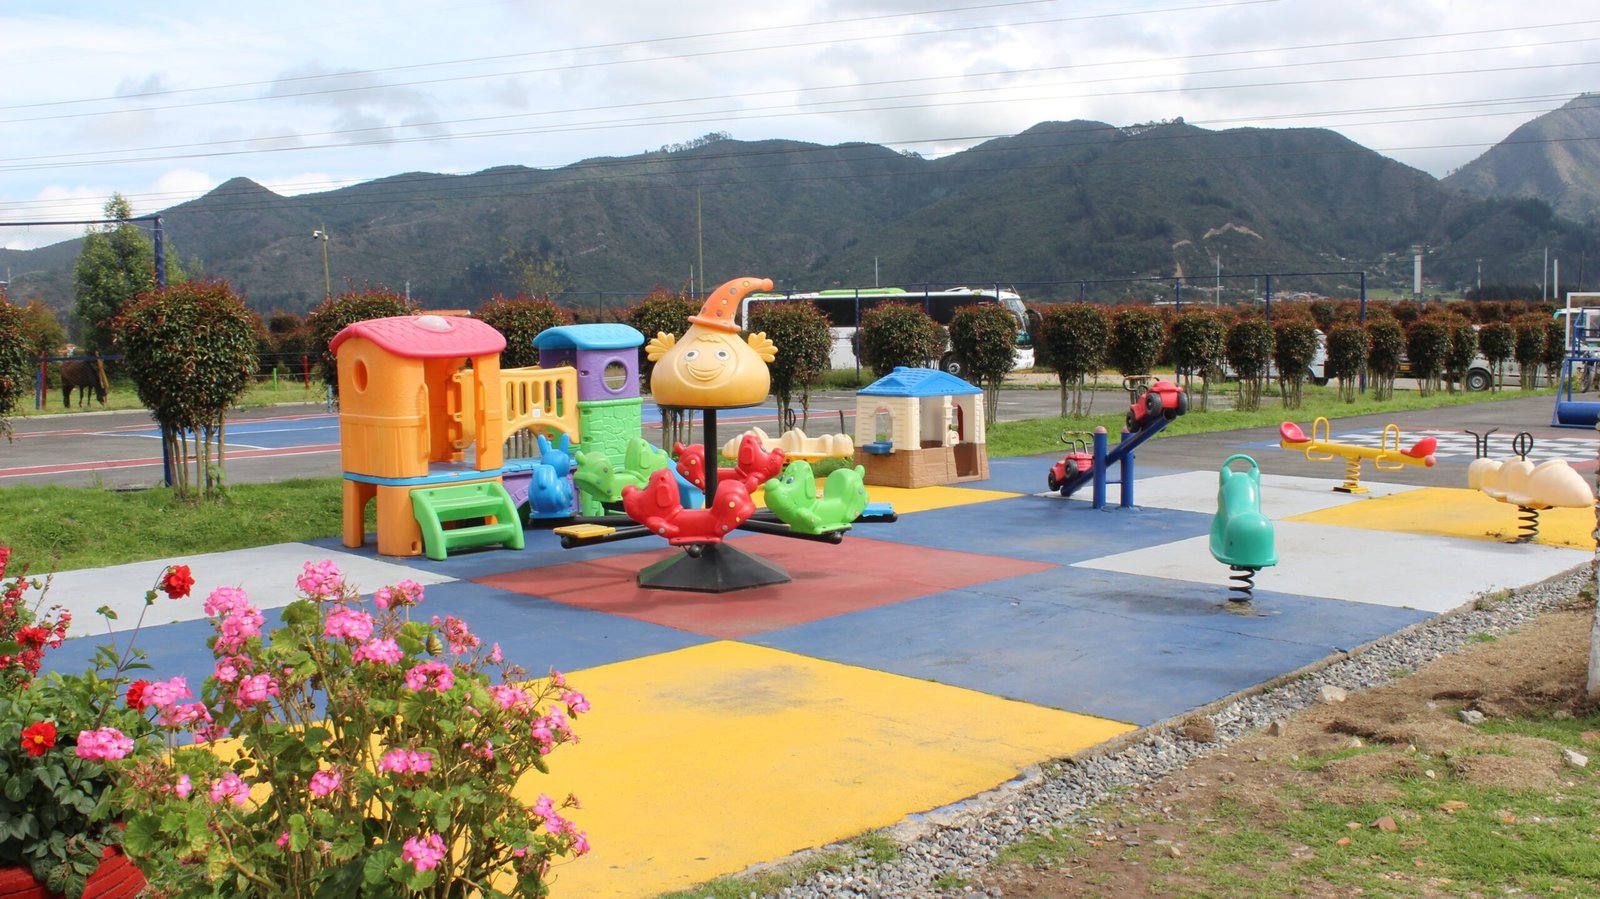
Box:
329 314 506 359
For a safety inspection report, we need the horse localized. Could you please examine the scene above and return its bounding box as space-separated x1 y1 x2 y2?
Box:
59 358 108 408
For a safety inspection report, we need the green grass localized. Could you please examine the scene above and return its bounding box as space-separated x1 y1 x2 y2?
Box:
17 375 326 418
998 723 1600 898
0 479 353 573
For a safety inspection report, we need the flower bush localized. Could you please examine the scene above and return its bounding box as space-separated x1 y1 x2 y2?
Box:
116 560 590 897
0 548 194 898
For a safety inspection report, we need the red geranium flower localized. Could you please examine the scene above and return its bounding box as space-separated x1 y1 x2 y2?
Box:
20 721 56 757
126 679 152 711
162 565 195 600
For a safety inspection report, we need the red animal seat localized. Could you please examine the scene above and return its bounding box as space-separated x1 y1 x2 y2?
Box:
1279 422 1307 443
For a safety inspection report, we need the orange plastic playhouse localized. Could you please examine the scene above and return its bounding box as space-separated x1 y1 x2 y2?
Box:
331 313 579 559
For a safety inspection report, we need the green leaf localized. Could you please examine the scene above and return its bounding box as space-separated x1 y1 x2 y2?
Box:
123 815 163 854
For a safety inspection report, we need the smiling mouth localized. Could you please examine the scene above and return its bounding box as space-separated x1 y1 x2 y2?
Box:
686 363 725 381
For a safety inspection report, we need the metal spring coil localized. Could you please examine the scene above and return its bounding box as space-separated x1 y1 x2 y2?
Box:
1516 505 1540 543
1228 566 1258 602
1337 457 1363 493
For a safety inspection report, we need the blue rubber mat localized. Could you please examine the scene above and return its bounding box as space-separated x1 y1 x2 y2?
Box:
752 566 1431 726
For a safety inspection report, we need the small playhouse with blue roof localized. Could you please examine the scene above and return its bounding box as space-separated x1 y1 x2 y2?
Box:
852 366 989 488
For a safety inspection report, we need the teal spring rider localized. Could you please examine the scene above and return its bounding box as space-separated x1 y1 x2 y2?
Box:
1209 454 1277 603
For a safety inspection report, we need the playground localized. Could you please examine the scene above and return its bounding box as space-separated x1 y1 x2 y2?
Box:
12 284 1600 895
31 381 1598 896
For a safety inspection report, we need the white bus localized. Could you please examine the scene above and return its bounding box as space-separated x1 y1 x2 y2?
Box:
737 286 1036 375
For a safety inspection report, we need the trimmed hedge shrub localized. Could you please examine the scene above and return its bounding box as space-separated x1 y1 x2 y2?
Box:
477 295 573 369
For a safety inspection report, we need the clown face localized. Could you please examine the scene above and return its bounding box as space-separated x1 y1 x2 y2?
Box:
651 325 772 408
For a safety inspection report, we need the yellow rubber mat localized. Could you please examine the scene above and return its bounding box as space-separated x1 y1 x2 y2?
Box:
543 641 1133 898
1286 486 1596 550
751 481 1019 515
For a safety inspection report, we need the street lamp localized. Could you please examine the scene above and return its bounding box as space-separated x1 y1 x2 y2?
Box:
311 225 331 298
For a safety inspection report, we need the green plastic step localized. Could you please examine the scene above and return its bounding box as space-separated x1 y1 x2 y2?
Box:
410 482 526 561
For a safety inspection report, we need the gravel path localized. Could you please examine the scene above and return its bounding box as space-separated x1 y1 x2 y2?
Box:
762 562 1593 898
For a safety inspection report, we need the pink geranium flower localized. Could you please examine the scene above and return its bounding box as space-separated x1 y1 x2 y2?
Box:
296 560 345 599
401 833 446 872
235 673 279 706
379 748 433 775
208 772 250 806
403 661 454 693
308 768 343 798
352 637 403 665
74 727 134 760
323 606 374 642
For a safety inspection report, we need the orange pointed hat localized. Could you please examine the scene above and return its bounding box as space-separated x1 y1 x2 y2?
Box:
688 277 773 332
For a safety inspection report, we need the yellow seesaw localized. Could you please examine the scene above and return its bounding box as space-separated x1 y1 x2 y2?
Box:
1278 417 1437 493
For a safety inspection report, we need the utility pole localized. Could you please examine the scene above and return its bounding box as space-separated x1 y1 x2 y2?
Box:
1476 258 1482 293
696 190 704 298
311 225 331 298
1215 253 1222 305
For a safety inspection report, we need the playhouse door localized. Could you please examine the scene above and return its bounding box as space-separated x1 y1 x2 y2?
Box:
445 366 478 460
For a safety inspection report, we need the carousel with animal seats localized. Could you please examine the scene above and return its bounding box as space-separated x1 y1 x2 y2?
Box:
555 276 890 592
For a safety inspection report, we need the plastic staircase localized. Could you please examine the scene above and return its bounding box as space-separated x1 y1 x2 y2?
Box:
410 482 526 561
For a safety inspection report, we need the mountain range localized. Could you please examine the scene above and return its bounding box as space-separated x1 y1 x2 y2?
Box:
3 94 1598 320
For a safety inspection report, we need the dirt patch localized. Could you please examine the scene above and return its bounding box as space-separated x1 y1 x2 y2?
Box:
979 606 1599 897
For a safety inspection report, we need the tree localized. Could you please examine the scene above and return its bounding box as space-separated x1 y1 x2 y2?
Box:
1440 314 1479 393
1543 318 1568 387
72 194 176 354
1404 318 1450 396
1271 316 1320 409
1511 313 1547 389
1477 321 1515 390
1168 310 1226 410
305 289 417 398
1366 317 1405 401
1324 321 1370 403
857 302 944 379
17 301 66 362
117 281 259 498
948 304 1019 425
1107 307 1165 381
749 301 831 431
1035 303 1110 416
1224 318 1273 411
0 295 31 439
477 295 573 369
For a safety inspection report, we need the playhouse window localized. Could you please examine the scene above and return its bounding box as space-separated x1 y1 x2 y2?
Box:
874 407 893 443
352 358 369 393
603 359 629 392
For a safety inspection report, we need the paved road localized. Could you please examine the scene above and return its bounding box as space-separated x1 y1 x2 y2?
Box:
5 389 1595 490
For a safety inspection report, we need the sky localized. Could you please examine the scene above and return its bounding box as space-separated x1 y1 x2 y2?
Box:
2 0 1597 250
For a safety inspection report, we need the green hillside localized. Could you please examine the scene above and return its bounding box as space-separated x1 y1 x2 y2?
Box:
5 111 1598 321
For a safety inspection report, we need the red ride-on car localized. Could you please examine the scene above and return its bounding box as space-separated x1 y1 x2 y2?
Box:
1126 379 1188 431
1047 433 1097 494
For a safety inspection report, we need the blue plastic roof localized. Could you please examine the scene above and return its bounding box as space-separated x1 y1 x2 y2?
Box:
859 366 982 397
533 323 645 351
